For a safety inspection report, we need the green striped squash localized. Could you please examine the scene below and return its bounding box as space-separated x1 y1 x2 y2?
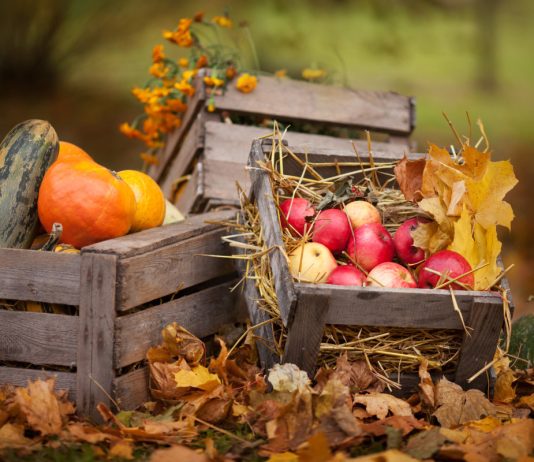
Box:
0 120 59 248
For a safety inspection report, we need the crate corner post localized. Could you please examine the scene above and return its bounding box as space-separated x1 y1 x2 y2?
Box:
77 251 119 422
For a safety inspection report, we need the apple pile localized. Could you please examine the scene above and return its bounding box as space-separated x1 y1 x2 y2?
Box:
281 198 474 290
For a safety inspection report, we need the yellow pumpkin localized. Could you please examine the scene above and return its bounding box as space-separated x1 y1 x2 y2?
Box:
118 170 166 232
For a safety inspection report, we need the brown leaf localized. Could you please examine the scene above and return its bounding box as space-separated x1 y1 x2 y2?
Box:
494 369 516 403
360 415 425 437
344 449 419 461
0 423 34 449
66 422 116 444
353 393 413 420
196 397 233 424
147 323 205 366
394 155 426 202
149 358 191 400
109 439 134 460
330 355 385 394
296 432 332 462
149 444 209 462
418 359 435 409
405 427 446 460
519 393 534 411
433 377 498 428
14 379 64 435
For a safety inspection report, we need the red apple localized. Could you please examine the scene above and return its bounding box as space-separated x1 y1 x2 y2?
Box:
345 201 381 229
346 223 395 272
288 242 338 283
326 265 365 286
279 198 315 236
394 217 427 265
312 208 351 254
366 262 416 289
417 250 474 290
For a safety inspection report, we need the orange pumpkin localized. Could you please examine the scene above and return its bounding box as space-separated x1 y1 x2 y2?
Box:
118 170 165 231
57 141 93 163
38 160 136 248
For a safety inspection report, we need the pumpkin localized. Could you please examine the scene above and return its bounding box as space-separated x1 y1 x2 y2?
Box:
57 141 93 163
0 120 59 248
38 160 136 248
118 170 165 231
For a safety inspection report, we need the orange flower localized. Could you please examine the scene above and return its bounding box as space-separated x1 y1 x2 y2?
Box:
178 57 189 68
120 123 143 140
212 15 232 28
166 99 188 113
182 70 197 81
152 44 165 63
226 65 237 80
207 103 215 113
149 62 169 78
236 73 257 93
132 87 151 103
163 19 194 48
193 12 204 22
140 153 159 166
203 76 224 87
302 68 326 81
177 18 193 31
175 79 195 96
195 55 208 69
275 69 287 78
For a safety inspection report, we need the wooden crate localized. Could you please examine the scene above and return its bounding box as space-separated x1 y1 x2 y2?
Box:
0 210 240 421
149 73 416 214
242 139 509 394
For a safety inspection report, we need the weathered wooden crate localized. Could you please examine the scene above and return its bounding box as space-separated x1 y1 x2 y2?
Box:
149 73 416 214
242 139 510 394
0 210 239 421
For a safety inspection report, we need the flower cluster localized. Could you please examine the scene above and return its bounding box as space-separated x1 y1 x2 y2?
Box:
121 11 258 167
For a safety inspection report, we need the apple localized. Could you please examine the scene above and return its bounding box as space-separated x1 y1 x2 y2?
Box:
366 262 416 289
346 223 395 272
417 250 474 290
394 217 427 265
326 265 365 286
344 201 381 229
312 208 351 254
279 198 315 236
288 242 337 283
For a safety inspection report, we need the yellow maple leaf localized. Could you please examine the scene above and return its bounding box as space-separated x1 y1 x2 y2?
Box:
174 365 221 391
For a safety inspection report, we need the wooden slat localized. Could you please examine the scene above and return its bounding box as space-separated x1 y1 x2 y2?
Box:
113 367 149 411
83 210 235 258
249 140 297 327
213 76 413 134
77 253 118 421
116 228 234 310
295 284 501 329
114 281 239 368
0 249 80 305
0 311 78 366
160 112 206 200
0 367 76 399
455 297 504 389
175 159 205 215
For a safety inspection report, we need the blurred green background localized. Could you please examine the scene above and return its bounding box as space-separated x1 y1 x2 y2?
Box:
1 0 532 316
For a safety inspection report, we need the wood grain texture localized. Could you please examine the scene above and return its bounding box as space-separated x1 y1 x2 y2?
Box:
0 367 76 399
113 367 149 411
114 281 239 368
175 159 205 215
249 140 297 327
0 249 80 304
83 210 235 258
454 297 504 390
213 75 413 134
77 253 118 421
0 311 78 366
116 228 234 310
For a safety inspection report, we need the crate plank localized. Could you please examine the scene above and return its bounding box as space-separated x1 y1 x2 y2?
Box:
116 228 234 310
0 249 80 305
295 284 502 330
213 76 413 134
175 159 204 214
113 367 149 411
77 253 118 421
114 281 239 368
249 140 297 326
0 367 76 399
0 311 78 366
83 210 235 258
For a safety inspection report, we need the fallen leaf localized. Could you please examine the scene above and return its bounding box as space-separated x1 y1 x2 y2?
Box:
14 379 64 435
433 377 498 428
267 452 299 462
394 155 426 202
149 444 209 462
196 397 232 424
327 355 384 394
495 419 534 460
268 363 311 393
447 180 466 216
353 393 413 420
360 415 425 437
174 365 221 391
109 439 134 460
494 369 516 403
418 359 435 409
147 323 205 366
149 358 191 400
466 416 503 433
296 432 332 462
519 393 534 411
346 449 419 461
405 427 446 459
66 423 115 444
439 427 468 444
0 423 34 449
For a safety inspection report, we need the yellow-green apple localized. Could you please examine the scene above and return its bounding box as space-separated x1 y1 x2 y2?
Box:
288 242 337 283
346 223 394 272
417 250 474 290
394 217 427 265
344 201 381 229
279 198 315 236
366 262 416 288
326 265 365 286
312 208 351 254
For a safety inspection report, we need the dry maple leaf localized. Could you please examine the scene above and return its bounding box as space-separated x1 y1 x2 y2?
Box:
174 365 221 391
319 354 384 394
149 357 192 400
353 393 413 420
360 415 425 437
344 449 419 461
149 444 210 462
432 377 498 428
147 323 205 366
494 369 517 403
394 155 426 202
418 359 435 409
0 423 34 449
